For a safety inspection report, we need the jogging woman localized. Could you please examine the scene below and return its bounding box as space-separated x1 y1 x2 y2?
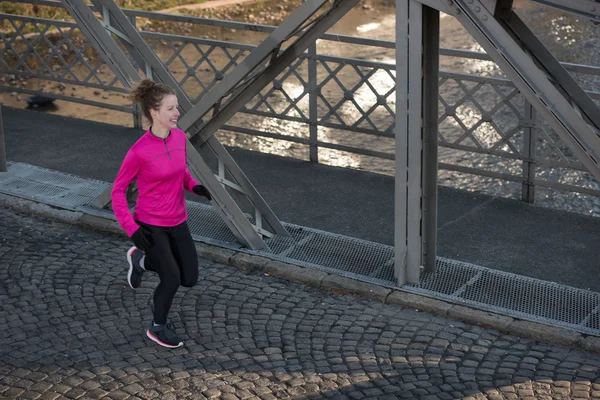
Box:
111 79 212 348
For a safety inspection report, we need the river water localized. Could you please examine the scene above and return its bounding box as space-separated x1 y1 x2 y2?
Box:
213 0 600 216
2 0 599 215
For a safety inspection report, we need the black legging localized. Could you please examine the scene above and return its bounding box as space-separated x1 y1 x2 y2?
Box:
136 220 198 325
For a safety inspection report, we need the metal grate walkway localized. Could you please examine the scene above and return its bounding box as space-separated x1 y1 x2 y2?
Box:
1 162 599 335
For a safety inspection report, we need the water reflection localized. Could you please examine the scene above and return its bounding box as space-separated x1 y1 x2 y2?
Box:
216 0 600 216
356 22 380 33
2 0 599 216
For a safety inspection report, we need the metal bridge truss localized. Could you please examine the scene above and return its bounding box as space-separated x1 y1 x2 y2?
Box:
58 0 600 285
393 0 600 285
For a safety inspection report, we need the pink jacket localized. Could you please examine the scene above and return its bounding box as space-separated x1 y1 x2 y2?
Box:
111 128 198 237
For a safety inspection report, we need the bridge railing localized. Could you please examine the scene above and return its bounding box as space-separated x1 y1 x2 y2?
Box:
1 1 599 207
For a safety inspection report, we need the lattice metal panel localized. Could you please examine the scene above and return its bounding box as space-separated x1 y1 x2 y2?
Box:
315 58 396 136
148 33 398 138
0 162 108 209
186 201 241 247
438 75 527 158
264 224 396 286
0 15 126 92
144 32 254 103
406 257 600 335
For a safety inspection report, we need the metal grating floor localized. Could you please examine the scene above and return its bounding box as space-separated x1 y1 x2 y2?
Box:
1 162 600 335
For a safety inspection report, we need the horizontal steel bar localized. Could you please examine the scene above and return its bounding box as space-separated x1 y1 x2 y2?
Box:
439 162 523 182
0 13 77 27
534 179 600 197
231 109 396 138
439 142 525 161
316 140 394 160
140 30 255 51
0 70 128 93
222 125 394 159
3 0 63 7
0 85 133 112
4 10 600 77
536 158 587 171
440 70 515 86
528 0 600 23
440 160 600 197
222 125 311 145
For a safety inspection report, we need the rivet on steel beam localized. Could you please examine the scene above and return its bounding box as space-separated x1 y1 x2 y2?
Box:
475 6 481 12
482 14 488 21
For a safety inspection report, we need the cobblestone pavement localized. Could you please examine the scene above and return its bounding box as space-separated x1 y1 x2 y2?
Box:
1 208 599 400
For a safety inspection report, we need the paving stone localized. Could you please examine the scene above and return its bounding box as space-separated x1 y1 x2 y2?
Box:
1 207 600 400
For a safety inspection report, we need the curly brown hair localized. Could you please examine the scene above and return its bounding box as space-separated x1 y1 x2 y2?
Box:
129 79 176 122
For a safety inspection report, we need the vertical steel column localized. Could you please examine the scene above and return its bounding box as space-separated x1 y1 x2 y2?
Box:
308 43 318 163
522 100 536 203
129 13 143 130
0 104 6 172
395 0 427 285
422 6 440 273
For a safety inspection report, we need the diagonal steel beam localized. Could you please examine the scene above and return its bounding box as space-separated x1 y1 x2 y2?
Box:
185 0 361 147
176 0 329 132
528 0 600 23
59 0 289 250
59 0 139 87
440 0 600 183
496 7 600 131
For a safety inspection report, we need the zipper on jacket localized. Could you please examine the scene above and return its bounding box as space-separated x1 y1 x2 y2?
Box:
163 138 171 160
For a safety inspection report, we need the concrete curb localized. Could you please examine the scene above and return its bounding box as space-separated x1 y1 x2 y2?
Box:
2 192 599 354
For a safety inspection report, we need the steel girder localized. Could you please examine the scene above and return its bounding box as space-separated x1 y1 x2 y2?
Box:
179 0 361 147
60 0 294 250
528 0 600 24
0 104 5 172
422 0 600 185
395 1 440 285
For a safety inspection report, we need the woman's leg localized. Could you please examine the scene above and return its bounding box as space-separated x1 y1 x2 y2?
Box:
137 222 182 325
168 221 198 288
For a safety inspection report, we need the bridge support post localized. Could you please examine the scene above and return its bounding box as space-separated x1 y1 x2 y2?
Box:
395 0 440 285
0 104 6 173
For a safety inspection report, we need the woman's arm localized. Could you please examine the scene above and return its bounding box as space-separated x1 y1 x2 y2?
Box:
111 149 142 237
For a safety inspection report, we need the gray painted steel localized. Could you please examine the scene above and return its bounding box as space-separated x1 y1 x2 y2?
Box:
176 0 329 134
528 0 600 23
444 0 600 184
499 7 600 131
1 161 599 336
1 4 599 200
422 7 440 274
0 104 5 172
395 0 436 284
188 0 362 147
59 0 289 251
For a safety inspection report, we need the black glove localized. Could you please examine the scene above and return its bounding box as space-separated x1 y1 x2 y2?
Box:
193 184 212 201
131 226 154 252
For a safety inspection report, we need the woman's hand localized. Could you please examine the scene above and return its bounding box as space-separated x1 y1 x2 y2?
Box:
131 227 154 251
193 185 212 201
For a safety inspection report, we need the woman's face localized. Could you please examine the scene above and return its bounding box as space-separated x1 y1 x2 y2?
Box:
151 94 180 131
